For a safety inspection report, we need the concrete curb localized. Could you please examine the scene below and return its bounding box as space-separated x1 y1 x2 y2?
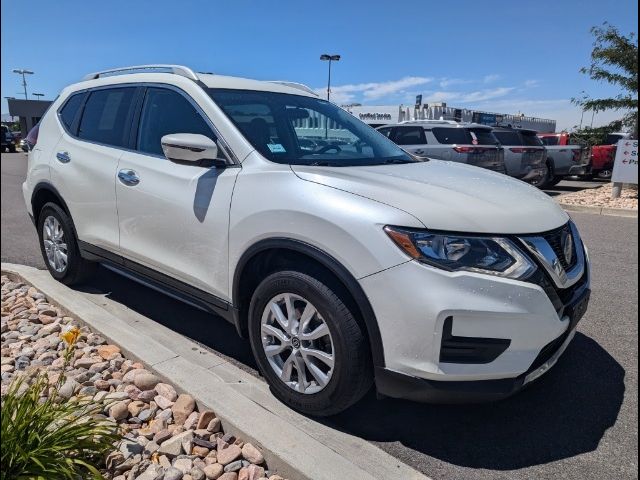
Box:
558 203 638 217
2 263 429 480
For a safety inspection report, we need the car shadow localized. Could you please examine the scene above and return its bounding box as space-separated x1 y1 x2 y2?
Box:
76 268 624 471
78 266 257 370
323 332 625 470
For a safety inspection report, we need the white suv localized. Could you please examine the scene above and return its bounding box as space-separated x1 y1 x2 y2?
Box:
23 65 591 416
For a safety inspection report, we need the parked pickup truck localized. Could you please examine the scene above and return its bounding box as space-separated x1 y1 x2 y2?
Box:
590 132 632 179
536 133 591 188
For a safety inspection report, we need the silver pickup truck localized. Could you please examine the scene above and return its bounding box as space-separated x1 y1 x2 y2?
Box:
535 133 591 188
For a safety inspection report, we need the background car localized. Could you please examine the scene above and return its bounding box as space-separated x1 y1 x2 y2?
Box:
492 127 547 183
377 120 506 174
1 125 17 153
536 132 591 188
589 132 632 180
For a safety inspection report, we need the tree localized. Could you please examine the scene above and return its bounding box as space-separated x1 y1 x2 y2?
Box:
573 23 638 137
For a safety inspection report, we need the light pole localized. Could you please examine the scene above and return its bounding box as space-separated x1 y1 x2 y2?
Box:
12 69 34 100
33 93 45 99
320 54 340 102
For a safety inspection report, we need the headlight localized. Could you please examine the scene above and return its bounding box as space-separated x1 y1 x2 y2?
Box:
384 226 536 280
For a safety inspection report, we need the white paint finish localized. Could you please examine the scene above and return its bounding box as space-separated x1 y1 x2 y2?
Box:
292 159 569 234
116 150 240 298
51 133 123 251
228 151 420 283
359 260 579 381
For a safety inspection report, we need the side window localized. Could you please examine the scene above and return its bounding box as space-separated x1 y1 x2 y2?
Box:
377 127 393 138
59 93 85 132
78 87 136 147
137 88 217 157
394 127 426 145
432 127 471 145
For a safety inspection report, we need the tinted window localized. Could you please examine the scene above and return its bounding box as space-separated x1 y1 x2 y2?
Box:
432 127 471 144
540 136 559 146
59 94 84 131
469 128 498 145
394 127 426 145
137 88 215 156
377 127 393 138
78 88 136 147
208 89 416 166
605 134 624 145
521 132 543 146
494 131 521 145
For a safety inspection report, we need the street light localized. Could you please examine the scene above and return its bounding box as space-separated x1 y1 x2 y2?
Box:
12 69 34 100
319 54 340 102
33 93 45 99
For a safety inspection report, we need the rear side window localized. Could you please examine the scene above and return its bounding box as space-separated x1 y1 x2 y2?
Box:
377 127 393 138
137 88 215 156
540 136 559 146
59 93 84 131
494 131 521 145
394 127 426 145
432 127 471 145
521 132 543 146
78 87 136 147
469 128 498 145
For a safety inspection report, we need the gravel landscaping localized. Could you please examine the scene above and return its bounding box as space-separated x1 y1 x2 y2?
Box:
1 274 291 480
556 183 638 210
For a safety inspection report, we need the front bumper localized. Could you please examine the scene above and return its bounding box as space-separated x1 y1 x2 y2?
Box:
361 245 590 402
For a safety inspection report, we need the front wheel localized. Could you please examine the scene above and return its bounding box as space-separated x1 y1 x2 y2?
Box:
248 270 373 416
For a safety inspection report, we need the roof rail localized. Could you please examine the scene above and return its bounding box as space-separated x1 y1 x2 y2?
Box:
267 81 318 96
82 64 199 82
400 119 459 125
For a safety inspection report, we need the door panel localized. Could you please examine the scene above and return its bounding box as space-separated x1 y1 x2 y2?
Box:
51 135 122 250
115 86 239 300
116 153 239 299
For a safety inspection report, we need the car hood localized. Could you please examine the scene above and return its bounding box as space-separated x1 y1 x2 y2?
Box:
291 160 569 234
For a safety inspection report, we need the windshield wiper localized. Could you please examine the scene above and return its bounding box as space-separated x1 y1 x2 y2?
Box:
383 158 417 164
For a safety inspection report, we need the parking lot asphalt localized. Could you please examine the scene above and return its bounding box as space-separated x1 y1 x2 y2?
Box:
2 152 638 480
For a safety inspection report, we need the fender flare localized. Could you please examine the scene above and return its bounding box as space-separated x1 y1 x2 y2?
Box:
232 237 386 368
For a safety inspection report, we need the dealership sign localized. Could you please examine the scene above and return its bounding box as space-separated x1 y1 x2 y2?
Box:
612 139 638 184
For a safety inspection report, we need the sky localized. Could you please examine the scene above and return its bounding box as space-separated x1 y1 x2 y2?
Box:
1 0 637 131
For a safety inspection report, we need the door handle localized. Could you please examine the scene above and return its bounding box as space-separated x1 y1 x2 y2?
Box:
56 151 71 163
118 169 140 186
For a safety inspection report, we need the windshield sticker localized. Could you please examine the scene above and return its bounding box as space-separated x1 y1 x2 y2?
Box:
267 143 286 153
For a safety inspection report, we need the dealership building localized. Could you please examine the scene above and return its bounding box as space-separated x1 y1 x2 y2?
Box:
342 103 556 132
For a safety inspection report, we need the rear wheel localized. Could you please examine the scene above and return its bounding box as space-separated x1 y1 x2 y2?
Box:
37 203 96 285
248 270 372 416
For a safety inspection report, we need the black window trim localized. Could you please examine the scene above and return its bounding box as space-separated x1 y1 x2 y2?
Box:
130 84 235 165
55 82 239 165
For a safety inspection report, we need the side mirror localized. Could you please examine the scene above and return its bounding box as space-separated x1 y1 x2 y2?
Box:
161 133 227 168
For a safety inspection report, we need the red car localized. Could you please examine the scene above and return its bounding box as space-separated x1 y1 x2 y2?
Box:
590 133 631 180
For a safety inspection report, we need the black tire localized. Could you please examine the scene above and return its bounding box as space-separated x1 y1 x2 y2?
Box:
37 202 96 285
533 161 560 189
248 270 373 416
8 144 16 153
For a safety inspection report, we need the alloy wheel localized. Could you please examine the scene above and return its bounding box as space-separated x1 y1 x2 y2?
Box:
261 293 335 394
42 216 68 273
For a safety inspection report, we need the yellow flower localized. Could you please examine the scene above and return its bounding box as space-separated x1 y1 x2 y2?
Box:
60 326 80 346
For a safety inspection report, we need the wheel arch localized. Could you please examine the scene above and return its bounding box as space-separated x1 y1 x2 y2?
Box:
232 238 386 368
31 182 72 222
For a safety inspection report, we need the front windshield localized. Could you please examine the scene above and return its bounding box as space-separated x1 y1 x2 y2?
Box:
207 88 417 166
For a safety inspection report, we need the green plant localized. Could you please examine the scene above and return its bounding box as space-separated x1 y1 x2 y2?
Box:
1 326 120 480
572 23 638 136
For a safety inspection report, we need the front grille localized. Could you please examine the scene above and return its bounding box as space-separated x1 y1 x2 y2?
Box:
542 224 577 271
528 251 589 318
